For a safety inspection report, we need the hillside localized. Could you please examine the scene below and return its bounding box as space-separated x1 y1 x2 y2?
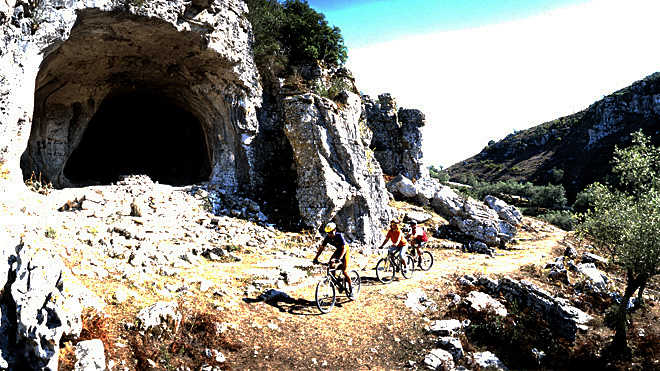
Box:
446 72 660 202
2 179 659 370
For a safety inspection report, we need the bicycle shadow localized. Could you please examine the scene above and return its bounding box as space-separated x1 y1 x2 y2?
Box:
359 275 383 286
243 289 342 316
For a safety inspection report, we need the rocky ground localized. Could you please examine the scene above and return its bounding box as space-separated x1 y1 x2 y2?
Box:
1 176 659 371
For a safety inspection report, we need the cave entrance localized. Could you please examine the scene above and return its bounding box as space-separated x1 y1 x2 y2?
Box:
63 93 210 186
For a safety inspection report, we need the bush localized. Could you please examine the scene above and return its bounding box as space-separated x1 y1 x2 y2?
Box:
246 0 348 86
538 210 576 231
428 165 450 183
455 179 567 209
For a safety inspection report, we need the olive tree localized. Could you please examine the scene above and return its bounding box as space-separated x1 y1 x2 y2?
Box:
578 130 660 352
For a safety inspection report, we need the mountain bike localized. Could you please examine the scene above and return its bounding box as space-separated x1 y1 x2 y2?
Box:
408 243 434 271
314 260 361 314
375 247 414 284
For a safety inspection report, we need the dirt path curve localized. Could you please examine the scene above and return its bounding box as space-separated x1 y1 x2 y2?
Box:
223 222 568 370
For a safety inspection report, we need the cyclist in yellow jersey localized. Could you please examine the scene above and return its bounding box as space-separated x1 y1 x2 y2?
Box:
313 222 353 296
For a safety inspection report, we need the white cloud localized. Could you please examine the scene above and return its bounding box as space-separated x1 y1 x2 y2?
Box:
347 0 660 168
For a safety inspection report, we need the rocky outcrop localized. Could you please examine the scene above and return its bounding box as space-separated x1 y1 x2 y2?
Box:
2 0 261 191
363 93 427 181
0 232 103 370
385 174 519 247
461 275 592 341
1 0 398 245
283 92 392 248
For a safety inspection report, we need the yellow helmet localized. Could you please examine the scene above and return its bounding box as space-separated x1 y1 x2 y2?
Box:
324 222 336 233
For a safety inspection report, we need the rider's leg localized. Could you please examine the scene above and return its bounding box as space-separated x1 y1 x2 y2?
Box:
414 240 422 261
342 267 353 293
341 255 352 293
399 244 407 268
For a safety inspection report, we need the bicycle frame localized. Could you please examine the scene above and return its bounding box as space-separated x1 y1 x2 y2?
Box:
318 261 347 289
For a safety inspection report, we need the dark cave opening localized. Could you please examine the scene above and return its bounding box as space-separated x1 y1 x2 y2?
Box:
64 93 210 186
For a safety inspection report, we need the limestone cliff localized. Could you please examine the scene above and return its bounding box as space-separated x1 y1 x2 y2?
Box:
1 0 261 191
0 0 424 246
363 93 427 181
282 92 392 248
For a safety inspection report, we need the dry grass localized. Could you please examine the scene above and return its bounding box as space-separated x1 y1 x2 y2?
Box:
54 212 660 371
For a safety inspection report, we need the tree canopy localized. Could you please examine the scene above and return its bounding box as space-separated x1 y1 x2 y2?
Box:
578 130 660 352
245 0 348 81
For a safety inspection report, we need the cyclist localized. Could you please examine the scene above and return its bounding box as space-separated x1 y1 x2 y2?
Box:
406 220 428 265
378 219 408 270
313 222 353 296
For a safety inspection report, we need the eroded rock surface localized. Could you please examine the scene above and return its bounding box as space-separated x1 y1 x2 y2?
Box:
2 0 261 191
363 93 427 181
283 92 392 247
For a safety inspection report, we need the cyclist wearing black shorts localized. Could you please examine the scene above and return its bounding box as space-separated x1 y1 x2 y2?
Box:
313 222 353 295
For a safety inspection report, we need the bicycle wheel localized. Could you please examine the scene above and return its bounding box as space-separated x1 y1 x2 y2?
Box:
376 257 395 284
346 270 361 299
401 255 415 279
419 251 434 271
315 277 336 313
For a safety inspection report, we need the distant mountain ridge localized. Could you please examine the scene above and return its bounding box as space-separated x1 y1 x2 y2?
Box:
446 72 660 202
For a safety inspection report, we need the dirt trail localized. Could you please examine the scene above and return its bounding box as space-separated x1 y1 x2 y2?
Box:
221 223 568 370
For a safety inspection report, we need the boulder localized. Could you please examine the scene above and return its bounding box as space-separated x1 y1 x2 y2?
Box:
471 351 509 370
283 93 392 248
412 177 442 206
0 233 103 370
136 301 182 340
424 348 454 371
386 174 417 198
432 186 518 247
463 291 508 317
576 263 609 291
436 336 464 362
428 319 463 337
484 195 523 226
74 339 106 371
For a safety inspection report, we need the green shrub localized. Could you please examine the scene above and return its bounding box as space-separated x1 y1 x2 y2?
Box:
25 172 52 195
538 210 576 231
246 0 348 85
428 165 450 183
45 227 57 239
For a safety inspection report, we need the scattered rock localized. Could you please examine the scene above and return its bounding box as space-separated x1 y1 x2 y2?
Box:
74 339 106 371
136 301 182 340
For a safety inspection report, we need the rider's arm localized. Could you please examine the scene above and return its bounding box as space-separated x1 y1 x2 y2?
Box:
336 244 347 260
379 234 391 248
313 243 326 262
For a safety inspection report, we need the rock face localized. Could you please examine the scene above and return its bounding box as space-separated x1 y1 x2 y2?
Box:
363 93 427 181
283 92 392 247
1 0 399 244
0 233 102 370
3 0 261 191
432 187 518 247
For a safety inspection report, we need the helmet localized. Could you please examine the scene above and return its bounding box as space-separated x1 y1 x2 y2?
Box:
324 222 336 233
409 220 417 226
390 219 399 225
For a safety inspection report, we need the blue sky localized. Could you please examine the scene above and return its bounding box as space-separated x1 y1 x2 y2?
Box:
305 0 660 168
